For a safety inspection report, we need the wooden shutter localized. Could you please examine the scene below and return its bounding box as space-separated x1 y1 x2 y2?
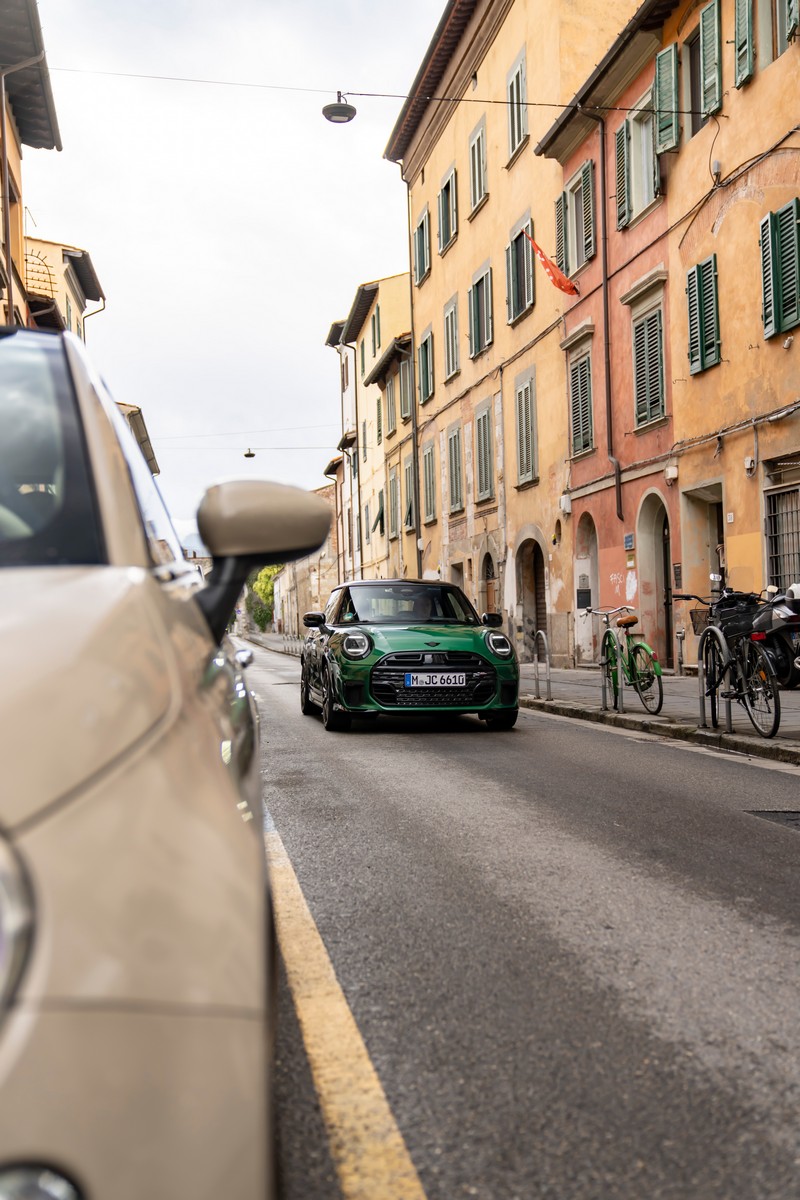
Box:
654 45 679 153
485 268 493 346
700 0 721 115
476 410 492 499
524 222 535 308
734 0 753 87
686 266 702 374
634 310 664 424
776 199 800 331
555 193 568 272
376 397 382 444
437 187 444 253
699 256 720 368
570 358 592 453
761 212 778 338
516 382 532 481
615 125 630 229
581 161 595 261
467 285 475 357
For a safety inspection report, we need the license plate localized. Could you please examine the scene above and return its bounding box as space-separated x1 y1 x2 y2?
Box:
404 672 466 687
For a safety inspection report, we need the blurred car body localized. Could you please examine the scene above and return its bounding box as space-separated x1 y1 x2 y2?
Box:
0 327 330 1200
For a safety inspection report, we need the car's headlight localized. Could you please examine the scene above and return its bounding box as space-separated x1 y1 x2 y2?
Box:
485 631 514 659
0 838 33 1012
341 631 372 659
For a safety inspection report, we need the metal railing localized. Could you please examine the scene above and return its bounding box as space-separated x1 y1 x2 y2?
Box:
529 629 552 700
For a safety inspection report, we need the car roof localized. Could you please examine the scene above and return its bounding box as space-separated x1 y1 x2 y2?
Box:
341 579 446 588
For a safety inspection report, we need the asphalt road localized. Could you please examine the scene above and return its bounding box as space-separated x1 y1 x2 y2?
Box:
245 642 800 1200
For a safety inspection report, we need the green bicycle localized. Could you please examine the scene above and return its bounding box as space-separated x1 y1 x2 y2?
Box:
587 605 664 715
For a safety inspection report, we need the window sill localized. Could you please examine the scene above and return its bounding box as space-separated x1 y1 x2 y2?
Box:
423 515 437 527
475 493 496 506
444 367 461 384
626 194 664 231
514 477 540 492
414 268 431 288
467 193 489 222
571 446 596 461
469 343 493 362
505 134 529 171
634 413 670 435
449 507 465 519
508 303 534 329
439 234 458 259
386 427 397 439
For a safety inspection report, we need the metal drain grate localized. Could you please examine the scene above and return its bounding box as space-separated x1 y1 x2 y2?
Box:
747 811 800 831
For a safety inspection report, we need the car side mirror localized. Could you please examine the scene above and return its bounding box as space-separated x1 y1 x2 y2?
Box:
195 480 331 643
303 612 326 628
482 612 503 627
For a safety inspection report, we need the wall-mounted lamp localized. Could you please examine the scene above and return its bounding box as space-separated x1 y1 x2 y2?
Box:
744 455 756 476
664 463 679 485
244 448 255 458
559 492 572 515
783 335 794 350
322 92 357 124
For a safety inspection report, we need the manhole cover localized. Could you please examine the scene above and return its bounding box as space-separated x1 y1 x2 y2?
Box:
747 811 800 831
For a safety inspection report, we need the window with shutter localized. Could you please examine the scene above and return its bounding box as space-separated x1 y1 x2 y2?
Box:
386 376 397 434
448 427 464 512
475 407 494 501
399 359 412 419
555 192 568 271
557 162 596 272
444 298 460 379
372 490 385 536
362 419 367 461
654 44 679 152
468 268 493 357
376 397 382 444
506 221 535 322
700 0 722 115
615 125 630 229
469 121 487 210
418 332 434 403
388 472 399 539
761 201 800 337
734 0 754 86
686 255 720 373
633 308 665 425
507 52 528 158
570 355 593 454
403 461 415 530
364 504 370 545
438 169 458 252
515 374 537 483
422 445 436 522
414 209 430 284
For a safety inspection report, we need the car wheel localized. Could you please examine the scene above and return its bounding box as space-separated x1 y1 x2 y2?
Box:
486 710 518 731
321 668 351 732
300 662 318 715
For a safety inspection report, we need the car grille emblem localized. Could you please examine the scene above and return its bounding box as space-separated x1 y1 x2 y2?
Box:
424 642 440 647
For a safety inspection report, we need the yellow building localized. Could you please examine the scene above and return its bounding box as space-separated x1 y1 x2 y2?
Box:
25 238 104 337
0 0 61 325
326 273 412 581
657 0 800 643
385 0 640 663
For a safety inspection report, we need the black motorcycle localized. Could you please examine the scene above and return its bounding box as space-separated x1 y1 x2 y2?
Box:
711 582 800 689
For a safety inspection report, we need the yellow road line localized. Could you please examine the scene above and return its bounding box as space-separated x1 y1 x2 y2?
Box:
265 829 428 1200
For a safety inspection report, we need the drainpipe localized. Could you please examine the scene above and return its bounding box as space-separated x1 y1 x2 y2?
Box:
400 164 423 579
585 110 623 521
81 297 105 341
1 53 45 324
344 340 364 579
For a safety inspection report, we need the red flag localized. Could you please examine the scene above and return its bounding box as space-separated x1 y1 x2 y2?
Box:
523 228 580 296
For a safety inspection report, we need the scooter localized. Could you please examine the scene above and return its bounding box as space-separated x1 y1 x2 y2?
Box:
752 583 800 690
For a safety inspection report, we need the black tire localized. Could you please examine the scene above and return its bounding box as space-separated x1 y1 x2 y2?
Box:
740 640 780 738
631 644 664 714
702 635 725 728
300 662 318 715
767 632 800 689
601 630 619 710
486 710 518 730
321 668 351 732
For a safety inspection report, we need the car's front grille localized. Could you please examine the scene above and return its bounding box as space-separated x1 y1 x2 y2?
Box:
371 652 497 708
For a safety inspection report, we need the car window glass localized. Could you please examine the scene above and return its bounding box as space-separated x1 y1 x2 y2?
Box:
0 330 104 567
337 585 479 625
324 590 342 624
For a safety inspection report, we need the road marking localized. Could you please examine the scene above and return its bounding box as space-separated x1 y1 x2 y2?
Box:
265 829 428 1200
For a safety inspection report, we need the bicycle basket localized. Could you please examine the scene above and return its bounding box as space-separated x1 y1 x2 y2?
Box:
715 599 761 639
690 608 710 634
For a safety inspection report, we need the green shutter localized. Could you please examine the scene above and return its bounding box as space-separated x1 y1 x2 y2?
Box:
761 212 779 338
376 397 382 444
634 310 664 423
654 45 679 153
570 358 592 454
524 222 535 308
776 199 800 331
687 266 702 373
787 0 799 41
555 193 567 272
485 268 493 345
437 187 444 253
581 160 595 261
700 0 722 115
467 286 475 357
734 0 753 87
615 124 630 229
505 244 513 322
516 383 532 481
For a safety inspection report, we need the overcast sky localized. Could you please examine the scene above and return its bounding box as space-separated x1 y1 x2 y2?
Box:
23 0 437 538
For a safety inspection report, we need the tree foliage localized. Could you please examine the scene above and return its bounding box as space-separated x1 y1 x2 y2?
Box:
244 564 282 632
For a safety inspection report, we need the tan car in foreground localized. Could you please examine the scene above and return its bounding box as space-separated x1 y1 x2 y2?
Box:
0 327 330 1199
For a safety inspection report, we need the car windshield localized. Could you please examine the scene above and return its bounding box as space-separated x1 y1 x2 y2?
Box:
337 584 480 625
0 330 103 567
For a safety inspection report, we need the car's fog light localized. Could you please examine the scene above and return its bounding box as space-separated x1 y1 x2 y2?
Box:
341 631 371 659
0 1167 80 1199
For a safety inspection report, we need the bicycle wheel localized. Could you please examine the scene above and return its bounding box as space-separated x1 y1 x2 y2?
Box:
740 640 780 738
702 635 725 729
631 644 663 714
601 630 619 709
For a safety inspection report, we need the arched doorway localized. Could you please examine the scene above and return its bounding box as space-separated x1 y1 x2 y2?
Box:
482 553 498 614
517 538 547 661
636 493 673 667
575 513 599 664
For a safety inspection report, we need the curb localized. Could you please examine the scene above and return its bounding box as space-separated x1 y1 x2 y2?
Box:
519 696 800 766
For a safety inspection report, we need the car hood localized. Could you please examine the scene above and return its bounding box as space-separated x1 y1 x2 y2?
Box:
360 623 490 655
0 567 175 828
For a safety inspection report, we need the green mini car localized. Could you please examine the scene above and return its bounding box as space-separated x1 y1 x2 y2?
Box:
301 579 519 731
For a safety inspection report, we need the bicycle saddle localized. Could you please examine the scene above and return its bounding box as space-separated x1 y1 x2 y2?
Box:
616 614 638 628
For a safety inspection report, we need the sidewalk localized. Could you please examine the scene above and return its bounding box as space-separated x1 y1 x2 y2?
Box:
247 631 800 766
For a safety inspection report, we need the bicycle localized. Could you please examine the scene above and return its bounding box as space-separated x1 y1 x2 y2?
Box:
585 606 664 714
673 591 780 738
